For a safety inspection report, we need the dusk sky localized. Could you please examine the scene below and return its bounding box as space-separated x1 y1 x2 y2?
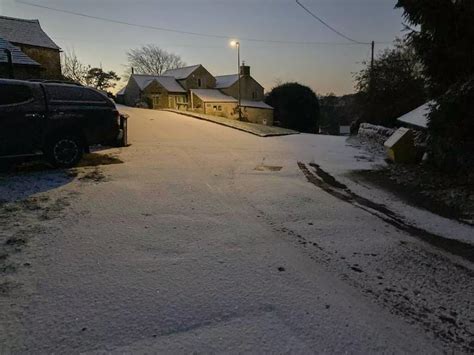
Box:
1 0 405 95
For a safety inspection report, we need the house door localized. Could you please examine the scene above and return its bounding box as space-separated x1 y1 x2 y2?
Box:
168 96 176 109
152 95 160 108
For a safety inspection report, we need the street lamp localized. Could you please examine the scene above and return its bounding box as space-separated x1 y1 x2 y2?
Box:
230 40 242 121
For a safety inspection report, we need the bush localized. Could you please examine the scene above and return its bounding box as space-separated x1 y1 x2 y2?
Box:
428 76 474 171
265 83 320 133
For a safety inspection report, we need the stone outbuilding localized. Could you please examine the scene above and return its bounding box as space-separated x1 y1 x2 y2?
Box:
0 15 61 79
190 89 238 118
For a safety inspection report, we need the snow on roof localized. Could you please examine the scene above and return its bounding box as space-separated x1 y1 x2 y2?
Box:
0 37 40 66
240 100 273 109
132 74 186 93
215 74 239 89
397 102 433 129
162 64 201 80
192 89 237 103
0 15 60 50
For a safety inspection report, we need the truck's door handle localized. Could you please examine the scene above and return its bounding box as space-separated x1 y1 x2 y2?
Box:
25 113 42 119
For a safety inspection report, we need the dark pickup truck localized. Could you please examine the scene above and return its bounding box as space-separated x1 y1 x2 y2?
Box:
0 79 122 167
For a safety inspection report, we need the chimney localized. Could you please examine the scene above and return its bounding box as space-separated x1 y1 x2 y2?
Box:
240 62 250 77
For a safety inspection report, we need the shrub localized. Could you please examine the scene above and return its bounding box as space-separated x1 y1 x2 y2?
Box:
265 83 320 133
428 76 474 171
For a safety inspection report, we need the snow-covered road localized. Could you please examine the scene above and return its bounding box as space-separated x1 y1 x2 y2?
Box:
1 107 473 353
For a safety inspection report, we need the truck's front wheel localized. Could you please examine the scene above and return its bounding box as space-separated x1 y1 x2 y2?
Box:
45 135 84 168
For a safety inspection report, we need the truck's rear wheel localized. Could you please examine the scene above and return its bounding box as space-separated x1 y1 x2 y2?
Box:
45 135 83 168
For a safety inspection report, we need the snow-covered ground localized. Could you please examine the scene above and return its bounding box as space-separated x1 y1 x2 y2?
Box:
1 107 472 353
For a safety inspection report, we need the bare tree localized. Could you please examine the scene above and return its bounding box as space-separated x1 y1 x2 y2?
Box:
126 45 186 75
61 50 90 84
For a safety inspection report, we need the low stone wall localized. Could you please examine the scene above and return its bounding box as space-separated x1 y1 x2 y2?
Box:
358 123 395 145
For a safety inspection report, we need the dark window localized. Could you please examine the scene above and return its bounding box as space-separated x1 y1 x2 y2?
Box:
45 85 107 103
0 84 33 105
197 78 202 87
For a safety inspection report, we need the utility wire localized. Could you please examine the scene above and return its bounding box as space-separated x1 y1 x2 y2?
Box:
295 0 371 45
17 0 385 46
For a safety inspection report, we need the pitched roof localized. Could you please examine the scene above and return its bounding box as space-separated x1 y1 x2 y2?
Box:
116 86 126 96
241 100 273 110
162 64 201 80
0 16 60 50
215 74 239 89
132 74 186 93
397 102 432 129
0 37 40 66
191 89 237 103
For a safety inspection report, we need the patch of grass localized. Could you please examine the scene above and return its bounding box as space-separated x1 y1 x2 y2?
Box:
76 153 123 167
78 168 106 183
1 153 123 174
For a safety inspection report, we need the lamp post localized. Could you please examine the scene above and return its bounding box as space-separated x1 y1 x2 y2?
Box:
230 40 242 121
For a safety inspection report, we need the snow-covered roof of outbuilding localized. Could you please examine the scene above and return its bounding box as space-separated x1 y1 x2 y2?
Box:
0 37 40 66
215 74 239 89
191 89 237 103
240 100 273 109
162 64 201 80
397 102 433 129
0 15 60 50
132 74 186 93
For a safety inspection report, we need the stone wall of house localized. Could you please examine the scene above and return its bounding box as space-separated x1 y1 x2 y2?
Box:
242 107 274 125
221 76 264 101
142 81 169 109
123 77 141 107
168 94 188 110
15 44 61 79
203 102 237 118
179 66 216 90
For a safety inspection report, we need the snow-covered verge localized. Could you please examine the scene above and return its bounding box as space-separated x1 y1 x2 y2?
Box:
358 123 395 145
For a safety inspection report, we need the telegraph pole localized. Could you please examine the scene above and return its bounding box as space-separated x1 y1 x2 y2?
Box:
369 40 375 121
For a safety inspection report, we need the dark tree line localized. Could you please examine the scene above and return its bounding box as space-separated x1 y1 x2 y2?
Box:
396 0 474 170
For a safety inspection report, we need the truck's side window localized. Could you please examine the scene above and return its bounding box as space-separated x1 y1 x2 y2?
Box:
45 85 107 103
0 84 33 106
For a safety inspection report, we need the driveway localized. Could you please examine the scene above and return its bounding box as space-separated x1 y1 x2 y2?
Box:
1 107 472 353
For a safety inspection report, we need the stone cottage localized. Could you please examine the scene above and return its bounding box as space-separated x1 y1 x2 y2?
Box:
122 63 273 125
0 15 61 79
